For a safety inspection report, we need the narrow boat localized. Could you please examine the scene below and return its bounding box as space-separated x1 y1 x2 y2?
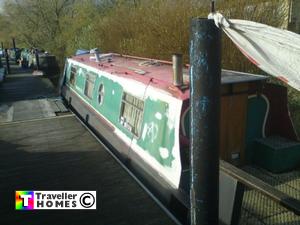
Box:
60 52 300 224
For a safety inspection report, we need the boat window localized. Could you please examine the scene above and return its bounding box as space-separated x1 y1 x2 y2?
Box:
69 65 77 86
84 72 96 99
98 83 104 105
120 92 144 137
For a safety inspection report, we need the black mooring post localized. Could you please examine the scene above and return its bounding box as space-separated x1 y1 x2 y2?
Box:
4 48 10 74
35 49 40 70
1 42 3 51
189 18 221 225
12 38 16 49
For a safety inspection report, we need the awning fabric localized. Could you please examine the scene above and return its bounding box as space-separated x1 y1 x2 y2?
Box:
208 13 300 91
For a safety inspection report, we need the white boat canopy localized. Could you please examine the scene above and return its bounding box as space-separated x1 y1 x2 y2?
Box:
208 12 300 91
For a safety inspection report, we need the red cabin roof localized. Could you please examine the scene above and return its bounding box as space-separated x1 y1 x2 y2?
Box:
71 53 267 100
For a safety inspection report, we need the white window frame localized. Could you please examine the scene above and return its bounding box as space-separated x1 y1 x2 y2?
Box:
84 72 96 99
120 92 144 137
69 65 77 86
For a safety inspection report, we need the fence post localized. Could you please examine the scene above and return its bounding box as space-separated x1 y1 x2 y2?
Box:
12 38 16 49
189 18 222 225
5 48 10 74
1 42 3 60
35 49 40 70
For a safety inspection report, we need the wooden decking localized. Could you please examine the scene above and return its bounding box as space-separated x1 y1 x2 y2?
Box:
0 63 177 225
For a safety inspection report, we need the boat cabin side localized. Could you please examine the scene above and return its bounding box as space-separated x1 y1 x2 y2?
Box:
61 57 184 189
61 54 300 198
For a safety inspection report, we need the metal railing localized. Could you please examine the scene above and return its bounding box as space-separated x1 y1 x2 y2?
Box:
220 161 300 225
240 187 299 225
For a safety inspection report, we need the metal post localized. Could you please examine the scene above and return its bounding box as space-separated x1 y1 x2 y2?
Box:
1 42 3 59
211 0 215 13
172 53 183 86
35 48 40 70
5 48 10 74
189 18 221 225
12 38 16 49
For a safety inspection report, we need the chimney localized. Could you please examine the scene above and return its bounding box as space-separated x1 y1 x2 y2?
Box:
172 53 183 86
